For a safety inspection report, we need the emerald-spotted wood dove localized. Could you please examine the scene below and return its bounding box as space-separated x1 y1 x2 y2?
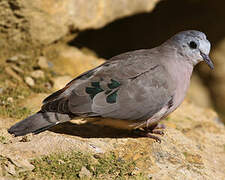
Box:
8 30 214 142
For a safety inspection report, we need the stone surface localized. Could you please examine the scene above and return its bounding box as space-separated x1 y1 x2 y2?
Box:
22 93 48 113
79 166 92 179
207 39 225 121
6 97 13 103
44 44 105 77
53 76 73 91
5 67 23 82
0 0 159 56
10 65 24 74
24 76 35 87
187 74 212 108
31 70 45 79
0 100 225 179
6 56 18 63
37 56 49 69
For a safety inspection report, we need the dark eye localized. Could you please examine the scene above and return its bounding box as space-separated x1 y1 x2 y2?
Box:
189 41 197 49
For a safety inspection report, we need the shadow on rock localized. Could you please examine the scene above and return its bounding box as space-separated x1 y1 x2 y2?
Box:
49 121 142 138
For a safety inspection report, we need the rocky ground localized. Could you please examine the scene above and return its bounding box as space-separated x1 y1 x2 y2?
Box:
0 45 225 179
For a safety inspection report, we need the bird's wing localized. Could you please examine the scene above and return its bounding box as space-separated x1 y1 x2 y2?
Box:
42 49 175 121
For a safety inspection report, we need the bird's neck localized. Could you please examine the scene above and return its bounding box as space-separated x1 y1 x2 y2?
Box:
163 49 194 110
168 57 193 89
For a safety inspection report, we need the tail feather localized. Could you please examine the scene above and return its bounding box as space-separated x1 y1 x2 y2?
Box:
8 112 72 136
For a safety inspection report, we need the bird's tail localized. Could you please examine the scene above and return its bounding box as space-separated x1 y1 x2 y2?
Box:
8 111 73 136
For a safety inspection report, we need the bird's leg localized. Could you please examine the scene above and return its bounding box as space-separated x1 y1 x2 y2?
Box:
145 123 166 143
133 123 166 143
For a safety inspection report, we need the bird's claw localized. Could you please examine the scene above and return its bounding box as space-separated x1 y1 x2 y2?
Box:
146 133 162 143
133 123 166 143
152 129 164 136
143 123 166 143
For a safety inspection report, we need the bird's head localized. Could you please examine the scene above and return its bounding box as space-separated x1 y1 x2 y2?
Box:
170 30 214 69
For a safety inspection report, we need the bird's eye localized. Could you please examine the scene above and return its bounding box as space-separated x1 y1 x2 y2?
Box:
189 41 197 49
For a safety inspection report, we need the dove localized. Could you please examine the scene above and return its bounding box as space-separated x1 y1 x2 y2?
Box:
8 30 214 142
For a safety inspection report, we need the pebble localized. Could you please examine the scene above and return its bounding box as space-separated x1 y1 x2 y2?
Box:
31 70 45 79
11 64 24 74
38 56 49 69
7 97 13 103
6 56 18 63
5 67 23 82
18 54 29 60
18 95 25 99
79 166 92 178
4 161 16 176
10 157 35 172
25 76 35 87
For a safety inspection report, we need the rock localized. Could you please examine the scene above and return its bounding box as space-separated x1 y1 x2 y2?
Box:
6 56 18 63
6 97 13 103
24 76 35 87
0 118 15 130
79 166 92 178
31 70 45 79
1 101 225 179
10 65 24 74
0 0 159 56
207 39 225 121
3 162 16 176
53 76 73 90
18 95 24 99
10 158 34 172
22 93 48 113
5 67 23 82
45 44 105 76
0 155 34 177
187 74 212 108
38 56 49 69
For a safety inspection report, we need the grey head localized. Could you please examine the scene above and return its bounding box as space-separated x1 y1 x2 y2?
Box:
167 30 214 69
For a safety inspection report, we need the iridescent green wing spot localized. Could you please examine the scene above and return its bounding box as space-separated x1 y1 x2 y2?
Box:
86 79 120 103
108 79 121 89
106 90 118 104
86 82 104 99
106 79 121 103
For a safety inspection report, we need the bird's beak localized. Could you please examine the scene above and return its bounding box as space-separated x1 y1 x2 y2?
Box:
200 51 214 70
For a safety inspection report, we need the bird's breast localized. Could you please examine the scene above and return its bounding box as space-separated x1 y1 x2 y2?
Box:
165 60 193 114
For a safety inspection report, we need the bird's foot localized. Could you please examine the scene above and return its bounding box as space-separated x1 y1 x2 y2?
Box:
146 123 166 135
134 123 166 143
